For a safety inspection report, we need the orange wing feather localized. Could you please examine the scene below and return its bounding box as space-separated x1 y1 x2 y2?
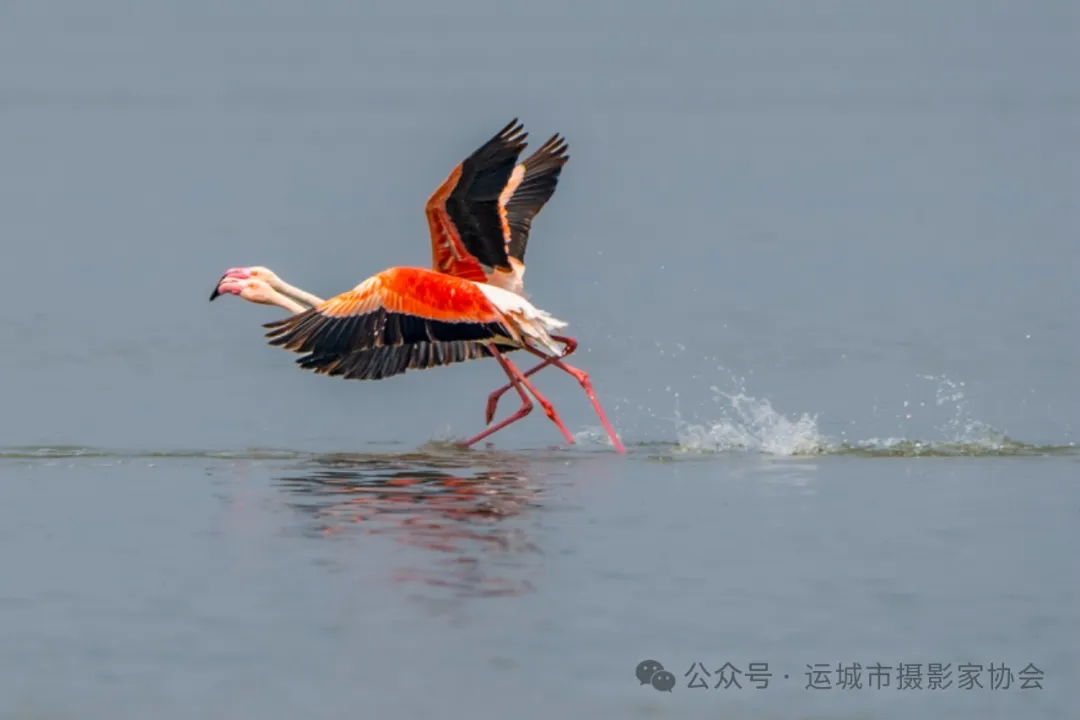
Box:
262 267 519 381
426 164 487 284
425 119 528 282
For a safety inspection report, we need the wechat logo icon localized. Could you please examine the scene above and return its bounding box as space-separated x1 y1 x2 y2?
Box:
636 659 675 692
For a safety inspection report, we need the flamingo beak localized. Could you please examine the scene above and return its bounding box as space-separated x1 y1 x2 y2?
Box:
209 277 225 301
209 268 251 301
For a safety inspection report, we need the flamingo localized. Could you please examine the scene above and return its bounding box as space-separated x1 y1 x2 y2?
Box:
210 120 625 453
211 120 573 422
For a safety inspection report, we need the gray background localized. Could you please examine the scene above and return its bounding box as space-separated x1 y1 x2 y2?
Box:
0 1 1076 718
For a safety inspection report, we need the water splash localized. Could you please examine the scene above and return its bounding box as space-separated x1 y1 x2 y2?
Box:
673 379 834 456
849 374 1017 455
923 374 1008 447
669 372 1073 458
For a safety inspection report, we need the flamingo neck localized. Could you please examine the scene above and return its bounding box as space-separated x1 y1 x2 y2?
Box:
267 288 309 315
273 279 325 308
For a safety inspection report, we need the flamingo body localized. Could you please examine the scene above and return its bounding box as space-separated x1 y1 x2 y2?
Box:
261 267 565 381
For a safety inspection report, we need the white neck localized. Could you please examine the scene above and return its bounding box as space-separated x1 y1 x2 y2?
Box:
273 278 324 308
268 289 310 315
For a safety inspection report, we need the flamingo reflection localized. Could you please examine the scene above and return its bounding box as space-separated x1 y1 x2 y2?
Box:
275 451 546 598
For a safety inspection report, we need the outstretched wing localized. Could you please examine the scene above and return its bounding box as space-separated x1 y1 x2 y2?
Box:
499 133 569 263
425 119 528 283
261 267 516 381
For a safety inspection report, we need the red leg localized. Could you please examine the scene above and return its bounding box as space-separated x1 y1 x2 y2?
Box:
458 348 533 448
485 336 577 424
521 342 627 454
500 351 576 445
458 344 576 449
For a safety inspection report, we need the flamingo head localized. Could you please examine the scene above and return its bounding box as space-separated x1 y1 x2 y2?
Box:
242 266 281 285
214 265 280 284
209 269 280 305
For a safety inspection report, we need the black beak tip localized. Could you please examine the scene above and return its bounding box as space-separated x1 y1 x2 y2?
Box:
209 272 228 302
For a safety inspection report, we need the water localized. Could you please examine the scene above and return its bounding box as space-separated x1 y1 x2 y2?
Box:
1 1 1077 718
